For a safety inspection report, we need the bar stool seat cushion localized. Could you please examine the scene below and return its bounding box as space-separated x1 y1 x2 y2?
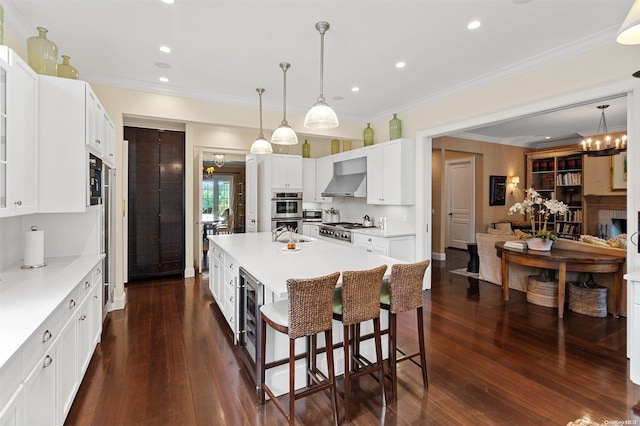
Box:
380 279 391 306
260 300 289 328
332 288 343 315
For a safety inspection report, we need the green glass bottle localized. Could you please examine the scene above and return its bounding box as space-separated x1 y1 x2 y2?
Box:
389 113 402 140
364 123 374 146
331 138 340 154
302 139 310 158
57 55 79 79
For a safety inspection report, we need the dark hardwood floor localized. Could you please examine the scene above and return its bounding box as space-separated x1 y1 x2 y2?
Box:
65 249 640 425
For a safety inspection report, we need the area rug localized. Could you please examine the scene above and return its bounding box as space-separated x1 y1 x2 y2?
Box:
449 268 479 279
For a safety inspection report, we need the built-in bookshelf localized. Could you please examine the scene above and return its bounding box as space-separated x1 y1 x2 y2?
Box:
526 149 583 240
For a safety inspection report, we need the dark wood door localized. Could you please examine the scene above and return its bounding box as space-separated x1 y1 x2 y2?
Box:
126 127 185 279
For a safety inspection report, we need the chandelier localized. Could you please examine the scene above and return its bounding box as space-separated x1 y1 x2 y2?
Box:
580 105 627 157
203 165 215 179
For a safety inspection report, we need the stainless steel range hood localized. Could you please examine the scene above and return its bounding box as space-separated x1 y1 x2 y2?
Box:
322 156 367 197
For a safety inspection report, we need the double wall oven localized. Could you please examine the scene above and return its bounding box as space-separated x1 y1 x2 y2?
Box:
271 191 303 231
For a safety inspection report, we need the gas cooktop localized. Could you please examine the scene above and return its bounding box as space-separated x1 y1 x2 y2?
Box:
322 222 377 229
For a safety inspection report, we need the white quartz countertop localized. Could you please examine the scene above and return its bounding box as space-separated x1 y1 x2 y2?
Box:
209 232 403 298
350 227 415 238
0 255 104 369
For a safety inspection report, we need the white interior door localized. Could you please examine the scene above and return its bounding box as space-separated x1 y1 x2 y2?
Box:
446 157 475 249
197 151 204 272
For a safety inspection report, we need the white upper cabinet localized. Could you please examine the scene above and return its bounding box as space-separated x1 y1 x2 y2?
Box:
367 138 415 205
271 154 302 190
0 47 39 218
38 76 114 212
315 155 333 203
302 158 316 202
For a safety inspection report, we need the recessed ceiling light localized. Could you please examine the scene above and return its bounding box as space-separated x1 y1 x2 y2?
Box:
467 20 481 30
155 62 171 69
351 87 359 92
545 136 551 139
159 77 169 83
161 0 174 4
159 46 171 53
395 61 406 69
333 96 344 101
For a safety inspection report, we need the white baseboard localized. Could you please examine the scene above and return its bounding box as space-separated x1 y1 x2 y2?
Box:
111 291 126 311
184 267 195 278
432 252 446 261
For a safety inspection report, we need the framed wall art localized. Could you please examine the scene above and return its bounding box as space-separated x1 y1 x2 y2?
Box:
489 175 507 206
611 152 627 191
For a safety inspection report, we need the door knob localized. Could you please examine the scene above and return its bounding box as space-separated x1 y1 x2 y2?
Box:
448 212 453 216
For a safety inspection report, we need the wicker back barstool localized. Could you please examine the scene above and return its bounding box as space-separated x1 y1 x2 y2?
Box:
331 264 388 422
260 272 340 426
380 259 430 401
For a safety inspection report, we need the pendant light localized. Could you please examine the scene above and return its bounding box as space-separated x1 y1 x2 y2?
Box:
304 21 339 129
214 154 225 167
271 62 298 145
616 0 640 45
250 88 273 154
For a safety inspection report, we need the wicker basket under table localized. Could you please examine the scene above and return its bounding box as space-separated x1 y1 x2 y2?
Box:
526 273 559 308
567 274 607 318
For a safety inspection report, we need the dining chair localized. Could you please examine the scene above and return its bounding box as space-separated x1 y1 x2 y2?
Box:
260 272 341 426
331 264 387 422
380 259 430 401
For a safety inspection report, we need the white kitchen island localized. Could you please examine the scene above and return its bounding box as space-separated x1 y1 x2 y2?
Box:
207 232 405 396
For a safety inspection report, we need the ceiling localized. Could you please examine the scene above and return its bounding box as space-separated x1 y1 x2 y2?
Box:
4 0 633 146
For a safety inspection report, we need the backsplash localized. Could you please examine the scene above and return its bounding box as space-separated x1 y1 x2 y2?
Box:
0 210 101 269
307 197 415 230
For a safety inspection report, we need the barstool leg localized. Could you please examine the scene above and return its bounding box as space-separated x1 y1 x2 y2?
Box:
389 312 398 402
325 329 339 426
289 338 296 426
417 306 428 387
343 323 352 422
373 317 386 407
260 317 268 405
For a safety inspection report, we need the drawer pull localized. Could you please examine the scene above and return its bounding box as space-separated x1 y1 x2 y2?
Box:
42 330 52 343
368 238 372 242
14 200 22 206
69 299 76 309
229 263 234 269
43 355 53 368
230 296 234 303
97 268 101 275
79 314 87 321
85 281 91 289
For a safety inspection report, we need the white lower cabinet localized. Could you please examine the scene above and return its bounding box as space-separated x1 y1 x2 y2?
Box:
352 233 415 262
0 385 23 426
23 339 59 426
302 223 319 238
0 260 103 426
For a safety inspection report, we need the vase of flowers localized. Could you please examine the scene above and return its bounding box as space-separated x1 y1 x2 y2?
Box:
508 188 569 251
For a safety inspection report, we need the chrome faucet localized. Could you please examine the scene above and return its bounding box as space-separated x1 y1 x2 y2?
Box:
272 226 288 242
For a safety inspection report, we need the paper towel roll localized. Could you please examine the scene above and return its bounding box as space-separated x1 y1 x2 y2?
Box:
24 229 45 267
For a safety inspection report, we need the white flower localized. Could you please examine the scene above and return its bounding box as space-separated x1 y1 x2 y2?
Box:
508 187 569 240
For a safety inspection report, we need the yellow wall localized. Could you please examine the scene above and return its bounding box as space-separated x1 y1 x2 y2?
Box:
431 137 529 254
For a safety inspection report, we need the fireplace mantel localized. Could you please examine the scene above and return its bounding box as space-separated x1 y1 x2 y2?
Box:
584 194 627 236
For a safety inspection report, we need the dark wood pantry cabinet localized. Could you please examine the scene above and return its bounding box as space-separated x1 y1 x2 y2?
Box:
126 127 185 279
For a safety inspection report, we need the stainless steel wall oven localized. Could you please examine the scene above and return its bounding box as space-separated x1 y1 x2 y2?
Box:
271 191 302 219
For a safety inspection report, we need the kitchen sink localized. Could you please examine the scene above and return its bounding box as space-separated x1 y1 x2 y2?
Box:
276 237 311 244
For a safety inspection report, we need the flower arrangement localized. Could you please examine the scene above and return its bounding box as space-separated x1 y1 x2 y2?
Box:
508 188 569 241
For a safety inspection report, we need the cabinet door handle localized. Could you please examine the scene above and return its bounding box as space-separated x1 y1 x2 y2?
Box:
14 200 22 206
42 330 52 343
95 139 102 144
85 281 91 289
94 295 98 299
43 355 53 368
229 263 234 269
230 296 234 303
368 238 372 242
69 299 76 309
79 314 87 321
97 268 101 275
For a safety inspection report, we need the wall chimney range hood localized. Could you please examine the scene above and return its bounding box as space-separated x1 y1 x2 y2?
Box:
322 157 367 197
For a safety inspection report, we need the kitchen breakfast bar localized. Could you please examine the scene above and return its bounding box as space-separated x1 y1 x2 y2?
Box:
207 232 406 397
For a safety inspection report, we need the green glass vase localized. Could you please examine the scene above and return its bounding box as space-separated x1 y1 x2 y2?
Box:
364 123 374 146
302 140 310 158
57 55 79 79
389 113 402 140
27 27 58 76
